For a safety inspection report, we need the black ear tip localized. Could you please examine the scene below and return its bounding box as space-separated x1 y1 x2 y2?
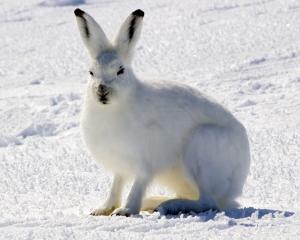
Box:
74 8 85 17
132 9 144 17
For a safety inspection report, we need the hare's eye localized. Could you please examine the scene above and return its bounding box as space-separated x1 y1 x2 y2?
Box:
89 71 94 76
117 66 125 75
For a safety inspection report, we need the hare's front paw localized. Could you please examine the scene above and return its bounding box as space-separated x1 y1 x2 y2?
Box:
111 207 138 217
90 206 116 216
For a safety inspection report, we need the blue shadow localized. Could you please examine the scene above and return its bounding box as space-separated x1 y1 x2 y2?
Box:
160 207 294 222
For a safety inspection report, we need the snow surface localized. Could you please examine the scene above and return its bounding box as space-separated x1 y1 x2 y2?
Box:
0 0 300 239
40 0 85 7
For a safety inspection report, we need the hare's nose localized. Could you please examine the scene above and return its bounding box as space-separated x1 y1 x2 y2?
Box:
98 84 106 92
98 84 106 91
97 84 110 95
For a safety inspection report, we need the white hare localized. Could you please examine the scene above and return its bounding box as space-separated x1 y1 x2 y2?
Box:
75 8 250 216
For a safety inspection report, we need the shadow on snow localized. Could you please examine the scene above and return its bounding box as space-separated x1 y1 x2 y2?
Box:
159 207 294 223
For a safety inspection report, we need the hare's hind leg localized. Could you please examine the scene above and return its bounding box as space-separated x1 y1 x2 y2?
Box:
184 124 250 211
153 177 218 215
156 124 249 215
156 198 215 215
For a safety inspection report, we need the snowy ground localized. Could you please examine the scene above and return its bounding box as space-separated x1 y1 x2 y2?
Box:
0 0 300 239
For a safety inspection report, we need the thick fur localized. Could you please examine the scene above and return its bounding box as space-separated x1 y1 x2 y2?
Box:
75 9 251 216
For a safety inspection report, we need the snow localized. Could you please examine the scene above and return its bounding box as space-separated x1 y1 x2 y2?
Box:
0 0 299 239
40 0 85 7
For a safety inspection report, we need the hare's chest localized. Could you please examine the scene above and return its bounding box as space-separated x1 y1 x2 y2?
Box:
80 109 148 168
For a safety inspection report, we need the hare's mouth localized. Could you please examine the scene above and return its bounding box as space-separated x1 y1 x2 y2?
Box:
96 84 112 104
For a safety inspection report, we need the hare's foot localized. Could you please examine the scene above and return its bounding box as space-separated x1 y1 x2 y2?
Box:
111 207 138 217
112 177 150 217
156 198 214 215
111 195 171 216
90 205 117 216
90 175 124 216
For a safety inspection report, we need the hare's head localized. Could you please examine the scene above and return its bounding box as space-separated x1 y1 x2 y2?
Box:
74 8 144 105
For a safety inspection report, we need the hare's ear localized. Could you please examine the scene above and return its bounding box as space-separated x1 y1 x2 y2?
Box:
115 9 144 65
74 8 110 59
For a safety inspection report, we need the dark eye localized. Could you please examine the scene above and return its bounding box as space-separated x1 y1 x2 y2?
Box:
117 66 125 75
89 71 94 76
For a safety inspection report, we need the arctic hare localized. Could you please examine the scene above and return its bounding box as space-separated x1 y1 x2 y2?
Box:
75 8 250 216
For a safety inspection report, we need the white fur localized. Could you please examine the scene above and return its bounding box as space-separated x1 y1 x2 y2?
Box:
75 9 250 216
